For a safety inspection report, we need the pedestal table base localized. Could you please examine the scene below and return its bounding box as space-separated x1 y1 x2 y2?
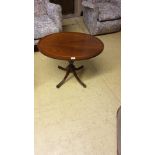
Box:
56 60 86 88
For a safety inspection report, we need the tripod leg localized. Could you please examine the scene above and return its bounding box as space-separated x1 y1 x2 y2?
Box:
73 70 86 88
75 65 84 71
56 70 70 88
58 66 67 71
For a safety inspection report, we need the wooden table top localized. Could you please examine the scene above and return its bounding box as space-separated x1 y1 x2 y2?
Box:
38 32 104 61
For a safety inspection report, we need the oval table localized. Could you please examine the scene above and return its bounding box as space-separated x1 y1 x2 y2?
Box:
38 32 104 88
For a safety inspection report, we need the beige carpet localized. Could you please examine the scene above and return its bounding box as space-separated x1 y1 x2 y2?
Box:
34 17 121 155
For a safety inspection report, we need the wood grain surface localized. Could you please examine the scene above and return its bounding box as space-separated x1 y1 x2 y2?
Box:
38 32 104 61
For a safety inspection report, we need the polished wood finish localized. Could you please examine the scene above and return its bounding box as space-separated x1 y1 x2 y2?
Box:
56 60 86 88
38 32 104 61
38 32 104 88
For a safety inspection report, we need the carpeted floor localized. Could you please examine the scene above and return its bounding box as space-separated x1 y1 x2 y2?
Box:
34 17 121 155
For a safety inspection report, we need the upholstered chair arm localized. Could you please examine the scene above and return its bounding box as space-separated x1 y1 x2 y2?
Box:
82 5 99 35
82 1 98 9
46 2 62 31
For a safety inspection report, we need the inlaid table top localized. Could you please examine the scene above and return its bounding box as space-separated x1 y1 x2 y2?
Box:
38 32 104 61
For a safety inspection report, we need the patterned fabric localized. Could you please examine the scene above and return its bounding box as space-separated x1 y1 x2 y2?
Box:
34 0 47 16
82 1 97 8
34 15 60 39
82 0 121 35
111 0 121 8
86 0 108 3
34 0 62 44
98 2 120 21
96 19 121 35
46 3 62 31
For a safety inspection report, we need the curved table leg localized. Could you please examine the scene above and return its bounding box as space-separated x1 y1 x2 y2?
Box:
73 70 86 88
75 65 84 71
56 70 70 88
57 61 86 88
58 66 67 71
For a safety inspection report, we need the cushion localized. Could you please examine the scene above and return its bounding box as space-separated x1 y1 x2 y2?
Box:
97 2 121 21
34 15 59 39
